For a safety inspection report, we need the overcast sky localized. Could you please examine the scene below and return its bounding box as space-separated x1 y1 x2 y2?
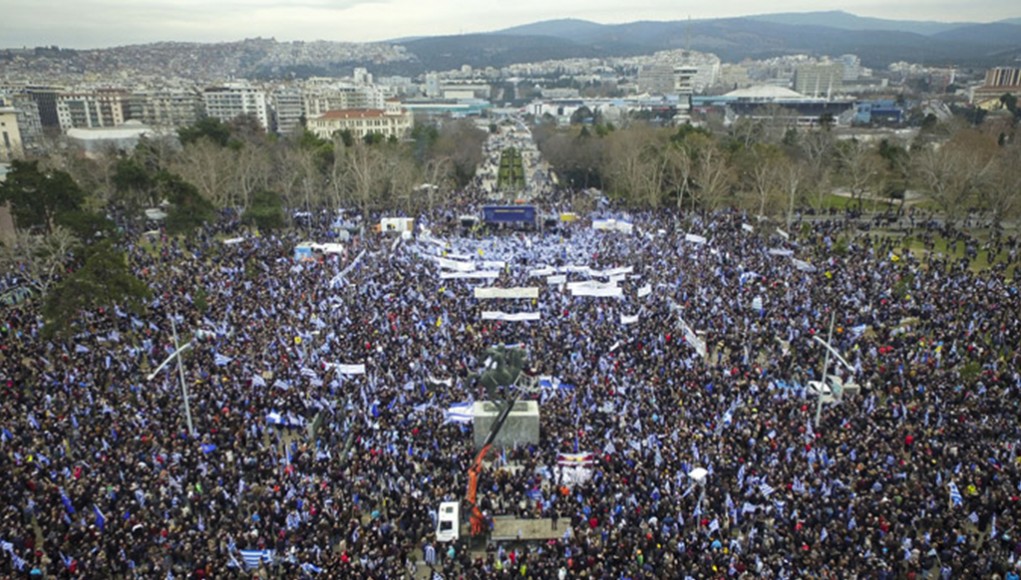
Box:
4 0 1018 49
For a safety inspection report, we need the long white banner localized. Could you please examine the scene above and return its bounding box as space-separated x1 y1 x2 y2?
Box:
474 287 539 299
684 233 707 244
621 313 639 325
435 256 475 272
637 284 652 298
547 275 567 285
571 286 624 298
440 271 501 280
325 362 366 375
481 311 541 321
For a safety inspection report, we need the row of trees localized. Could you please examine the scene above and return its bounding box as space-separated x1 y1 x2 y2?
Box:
535 113 1021 226
0 115 487 335
12 115 487 232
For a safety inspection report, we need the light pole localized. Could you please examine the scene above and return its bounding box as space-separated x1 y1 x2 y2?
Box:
814 311 836 428
147 315 195 437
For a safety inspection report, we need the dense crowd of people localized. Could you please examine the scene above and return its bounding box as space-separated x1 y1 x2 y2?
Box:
2 185 1021 579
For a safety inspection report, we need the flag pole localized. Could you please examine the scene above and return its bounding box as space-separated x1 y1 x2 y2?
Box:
171 315 196 437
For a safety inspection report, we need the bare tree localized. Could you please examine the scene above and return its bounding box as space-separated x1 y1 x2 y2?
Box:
690 138 733 211
172 140 233 207
913 131 996 224
980 143 1021 227
835 140 883 211
0 226 79 294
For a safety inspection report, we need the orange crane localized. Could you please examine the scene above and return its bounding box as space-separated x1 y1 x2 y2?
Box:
465 396 517 536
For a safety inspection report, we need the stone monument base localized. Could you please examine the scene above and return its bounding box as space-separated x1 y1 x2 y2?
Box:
473 400 540 449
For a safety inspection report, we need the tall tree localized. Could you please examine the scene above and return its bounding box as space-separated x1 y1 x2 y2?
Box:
42 240 150 337
0 160 85 234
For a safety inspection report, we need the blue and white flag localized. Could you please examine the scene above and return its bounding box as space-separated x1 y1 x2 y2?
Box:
251 375 267 387
759 482 775 497
240 549 274 570
301 562 323 574
214 353 232 366
948 481 963 507
444 402 474 424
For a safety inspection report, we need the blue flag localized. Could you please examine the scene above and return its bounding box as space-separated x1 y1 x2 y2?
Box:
93 505 106 532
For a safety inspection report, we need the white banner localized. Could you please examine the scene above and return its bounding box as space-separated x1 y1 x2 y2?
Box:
547 275 567 285
529 267 556 277
480 260 507 269
481 311 541 321
742 223 754 233
684 233 707 244
776 228 790 240
440 271 501 280
325 363 366 375
598 266 634 278
768 248 794 257
620 313 640 325
637 284 652 298
435 256 475 272
592 219 634 234
571 286 624 298
474 287 539 299
792 258 817 272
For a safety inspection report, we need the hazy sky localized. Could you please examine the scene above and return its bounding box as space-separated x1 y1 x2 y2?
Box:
3 0 1018 49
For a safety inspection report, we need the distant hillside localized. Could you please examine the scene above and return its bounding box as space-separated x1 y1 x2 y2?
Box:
744 10 964 35
480 14 1021 69
3 11 1020 81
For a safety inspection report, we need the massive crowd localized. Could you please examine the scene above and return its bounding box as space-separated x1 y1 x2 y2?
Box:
1 197 1020 579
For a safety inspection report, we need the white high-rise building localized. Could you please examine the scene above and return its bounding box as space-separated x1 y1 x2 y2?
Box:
202 83 271 130
269 87 305 135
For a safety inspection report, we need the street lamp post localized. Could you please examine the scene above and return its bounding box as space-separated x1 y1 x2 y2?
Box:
815 311 836 428
147 315 195 437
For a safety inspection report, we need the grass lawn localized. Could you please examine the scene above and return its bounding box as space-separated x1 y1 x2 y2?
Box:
877 232 1017 276
817 193 895 213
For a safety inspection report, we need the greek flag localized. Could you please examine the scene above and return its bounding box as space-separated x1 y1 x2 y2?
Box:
240 549 274 570
759 482 775 497
214 353 233 366
251 375 266 387
948 481 963 507
75 344 90 353
301 562 323 574
444 402 474 424
300 367 318 378
708 518 720 533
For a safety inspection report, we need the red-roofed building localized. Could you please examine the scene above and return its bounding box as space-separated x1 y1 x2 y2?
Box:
308 99 412 141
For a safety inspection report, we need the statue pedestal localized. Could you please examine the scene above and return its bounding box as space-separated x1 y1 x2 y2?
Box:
473 400 540 449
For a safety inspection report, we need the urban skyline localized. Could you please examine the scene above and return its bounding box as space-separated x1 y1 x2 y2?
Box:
3 0 1019 49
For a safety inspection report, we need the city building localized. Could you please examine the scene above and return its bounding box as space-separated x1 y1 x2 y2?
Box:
134 87 203 129
0 92 43 153
56 89 132 131
854 100 905 125
971 67 1021 110
307 99 413 140
794 63 844 98
0 107 24 161
202 83 271 130
693 85 854 126
269 87 305 135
